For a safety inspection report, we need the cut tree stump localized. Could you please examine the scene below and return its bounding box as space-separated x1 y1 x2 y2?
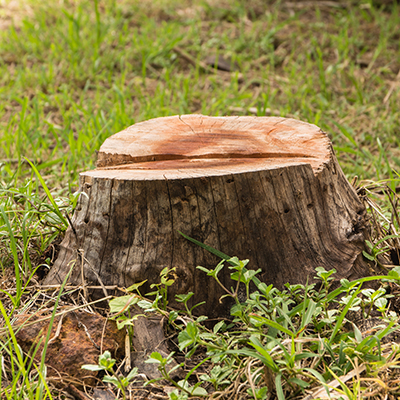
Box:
45 115 371 317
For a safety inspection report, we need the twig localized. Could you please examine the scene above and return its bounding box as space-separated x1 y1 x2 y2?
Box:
172 46 243 80
245 359 259 399
2 297 112 336
66 384 91 400
302 363 366 400
78 320 100 350
365 196 398 236
173 46 216 74
229 106 259 115
283 1 349 9
48 313 64 344
124 333 131 372
100 315 108 355
228 105 297 118
0 158 28 164
36 284 122 290
79 249 88 300
80 252 110 298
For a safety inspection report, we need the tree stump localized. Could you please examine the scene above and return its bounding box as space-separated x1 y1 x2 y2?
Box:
45 115 371 317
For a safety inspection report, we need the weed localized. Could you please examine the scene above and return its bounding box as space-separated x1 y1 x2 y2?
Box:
101 245 400 399
82 351 139 400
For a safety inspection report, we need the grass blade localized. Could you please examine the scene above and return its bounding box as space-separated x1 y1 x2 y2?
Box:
0 206 22 307
24 158 69 229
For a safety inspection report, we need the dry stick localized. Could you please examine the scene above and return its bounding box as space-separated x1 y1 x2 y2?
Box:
302 363 367 400
47 313 65 344
36 284 121 291
234 365 247 400
246 359 258 399
172 46 216 74
384 68 400 104
228 106 259 115
1 297 112 336
83 254 110 298
365 196 398 236
353 357 361 397
74 251 109 298
66 384 91 400
235 379 250 400
124 333 131 372
0 158 28 164
228 105 297 119
172 46 244 80
79 320 100 350
100 316 108 355
211 368 240 400
283 1 348 9
78 249 88 300
48 373 101 387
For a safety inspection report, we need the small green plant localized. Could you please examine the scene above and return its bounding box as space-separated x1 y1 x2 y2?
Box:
108 280 147 330
175 292 205 318
82 351 138 400
145 267 177 311
361 287 394 318
363 235 400 266
166 234 400 399
145 351 208 398
199 365 231 391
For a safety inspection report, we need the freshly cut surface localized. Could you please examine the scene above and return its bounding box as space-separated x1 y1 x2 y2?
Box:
92 115 331 180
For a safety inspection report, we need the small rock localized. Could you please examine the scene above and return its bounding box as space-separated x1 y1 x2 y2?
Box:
92 388 116 400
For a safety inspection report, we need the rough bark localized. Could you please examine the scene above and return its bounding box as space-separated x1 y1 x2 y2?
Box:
45 115 371 317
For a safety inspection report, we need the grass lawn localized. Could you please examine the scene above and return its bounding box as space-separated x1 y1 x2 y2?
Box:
1 0 400 399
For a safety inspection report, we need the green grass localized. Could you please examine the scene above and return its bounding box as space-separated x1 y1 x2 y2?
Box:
1 0 400 398
1 0 400 186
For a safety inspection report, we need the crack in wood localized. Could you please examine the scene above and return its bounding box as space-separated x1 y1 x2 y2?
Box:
96 152 319 170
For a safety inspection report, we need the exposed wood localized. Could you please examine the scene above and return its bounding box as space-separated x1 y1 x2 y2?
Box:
45 115 371 317
15 309 125 384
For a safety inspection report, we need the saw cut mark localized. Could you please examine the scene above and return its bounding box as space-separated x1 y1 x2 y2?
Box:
96 115 331 173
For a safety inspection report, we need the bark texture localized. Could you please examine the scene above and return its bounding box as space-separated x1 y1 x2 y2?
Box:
45 115 371 317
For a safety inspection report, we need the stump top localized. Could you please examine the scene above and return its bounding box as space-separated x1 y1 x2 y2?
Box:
83 115 331 180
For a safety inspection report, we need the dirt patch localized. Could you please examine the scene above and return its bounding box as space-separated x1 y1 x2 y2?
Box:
0 0 34 30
